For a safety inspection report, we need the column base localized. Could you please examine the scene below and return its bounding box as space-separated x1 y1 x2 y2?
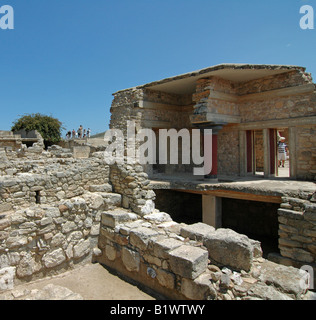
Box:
204 174 218 183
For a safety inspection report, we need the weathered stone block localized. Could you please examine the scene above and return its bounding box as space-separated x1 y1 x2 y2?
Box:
105 245 116 261
168 245 208 279
156 268 175 289
152 238 183 259
258 260 309 298
89 184 113 193
129 227 159 251
181 271 217 300
0 267 16 291
203 228 254 272
42 248 66 268
121 247 140 272
101 210 138 228
180 223 215 241
73 240 91 259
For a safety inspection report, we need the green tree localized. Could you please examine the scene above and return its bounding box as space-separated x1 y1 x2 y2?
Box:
11 113 64 147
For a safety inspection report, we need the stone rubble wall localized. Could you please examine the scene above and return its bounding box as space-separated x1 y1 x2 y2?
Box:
273 193 316 286
0 153 110 213
110 163 156 216
0 189 122 292
96 210 313 300
296 125 316 181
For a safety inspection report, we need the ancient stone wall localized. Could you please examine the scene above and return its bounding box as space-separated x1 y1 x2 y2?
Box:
0 155 110 213
0 147 118 291
296 125 316 180
97 210 312 300
0 189 123 292
276 195 316 270
110 163 156 216
217 126 240 176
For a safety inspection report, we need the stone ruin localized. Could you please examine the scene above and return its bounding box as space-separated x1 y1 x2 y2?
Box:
0 63 316 300
0 140 315 300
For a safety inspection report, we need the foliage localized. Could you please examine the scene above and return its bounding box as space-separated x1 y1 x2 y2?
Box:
11 113 64 145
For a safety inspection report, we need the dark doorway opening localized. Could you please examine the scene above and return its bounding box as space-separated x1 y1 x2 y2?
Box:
154 190 202 225
222 198 280 258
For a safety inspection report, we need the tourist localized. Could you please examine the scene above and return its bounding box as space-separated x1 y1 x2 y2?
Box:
87 128 91 138
278 137 288 168
78 125 83 139
72 129 76 139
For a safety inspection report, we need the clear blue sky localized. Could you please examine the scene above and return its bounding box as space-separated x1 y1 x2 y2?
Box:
0 0 315 135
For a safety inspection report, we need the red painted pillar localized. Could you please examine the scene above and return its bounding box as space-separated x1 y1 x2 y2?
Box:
269 129 276 175
210 134 218 178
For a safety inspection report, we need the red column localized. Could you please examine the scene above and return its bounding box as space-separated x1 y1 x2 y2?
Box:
210 134 218 178
269 129 276 175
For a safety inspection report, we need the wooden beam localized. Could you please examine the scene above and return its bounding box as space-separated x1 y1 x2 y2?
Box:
173 188 282 204
238 116 316 131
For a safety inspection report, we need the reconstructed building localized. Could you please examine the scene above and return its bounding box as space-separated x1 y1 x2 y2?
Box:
110 64 316 271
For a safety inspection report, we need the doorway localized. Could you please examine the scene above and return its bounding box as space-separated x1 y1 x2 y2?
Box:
245 128 290 178
276 128 290 178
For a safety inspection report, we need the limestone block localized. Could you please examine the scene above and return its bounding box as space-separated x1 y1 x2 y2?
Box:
0 267 16 291
132 200 155 216
168 245 208 280
203 228 254 272
89 184 113 193
0 218 10 231
6 235 28 249
156 268 175 289
61 221 77 234
181 271 217 300
73 240 91 259
121 247 140 272
247 282 292 300
16 252 38 278
152 238 183 259
143 212 173 223
258 260 310 298
42 248 66 268
129 227 159 251
102 193 122 209
101 210 138 228
105 245 117 261
0 203 13 213
180 223 215 241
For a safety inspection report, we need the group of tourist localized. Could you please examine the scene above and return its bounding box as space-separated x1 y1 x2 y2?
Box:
65 125 91 140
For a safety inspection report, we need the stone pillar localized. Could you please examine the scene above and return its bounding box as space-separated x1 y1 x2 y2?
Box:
202 195 222 229
239 130 247 177
263 129 270 178
288 126 297 179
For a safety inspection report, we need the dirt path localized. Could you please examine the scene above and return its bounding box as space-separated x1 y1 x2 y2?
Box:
1 263 157 300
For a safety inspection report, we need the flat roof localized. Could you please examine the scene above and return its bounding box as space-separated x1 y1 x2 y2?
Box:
114 63 306 95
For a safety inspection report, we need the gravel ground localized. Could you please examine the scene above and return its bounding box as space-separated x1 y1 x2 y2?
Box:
0 263 157 300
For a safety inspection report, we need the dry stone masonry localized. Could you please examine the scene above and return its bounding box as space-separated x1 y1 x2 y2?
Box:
1 63 316 300
96 210 313 300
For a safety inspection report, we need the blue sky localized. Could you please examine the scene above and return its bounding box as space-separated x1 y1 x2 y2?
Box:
0 0 315 135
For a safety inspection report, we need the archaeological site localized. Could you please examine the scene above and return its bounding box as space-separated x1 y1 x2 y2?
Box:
0 63 316 300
